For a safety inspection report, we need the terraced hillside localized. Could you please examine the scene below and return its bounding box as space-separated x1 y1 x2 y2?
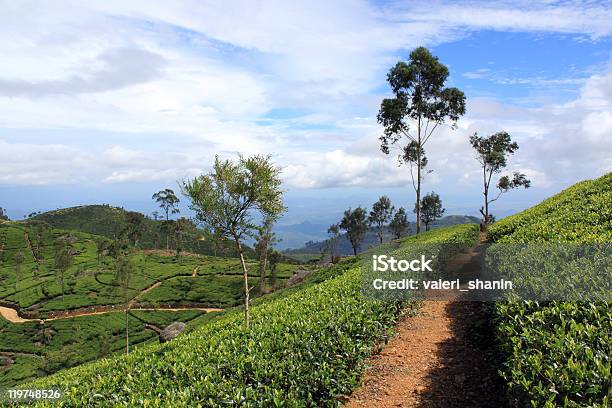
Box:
0 220 300 386
488 172 611 407
21 224 478 407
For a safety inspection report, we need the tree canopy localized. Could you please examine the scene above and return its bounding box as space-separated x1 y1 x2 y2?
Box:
416 192 445 231
389 207 410 239
182 154 285 327
378 46 465 234
339 207 368 256
470 131 531 225
369 196 394 244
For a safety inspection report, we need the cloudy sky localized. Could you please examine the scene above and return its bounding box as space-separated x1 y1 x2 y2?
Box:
1 0 611 235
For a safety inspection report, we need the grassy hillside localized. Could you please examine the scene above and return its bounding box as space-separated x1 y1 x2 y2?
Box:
22 224 479 406
0 220 300 386
488 172 611 407
29 205 244 257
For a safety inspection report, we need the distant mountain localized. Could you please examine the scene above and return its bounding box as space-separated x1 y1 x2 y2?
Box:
283 215 480 261
273 221 329 250
29 205 245 257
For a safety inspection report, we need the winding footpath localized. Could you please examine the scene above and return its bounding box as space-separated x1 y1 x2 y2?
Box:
344 246 505 408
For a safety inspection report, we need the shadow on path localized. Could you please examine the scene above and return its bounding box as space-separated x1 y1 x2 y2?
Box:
416 245 506 408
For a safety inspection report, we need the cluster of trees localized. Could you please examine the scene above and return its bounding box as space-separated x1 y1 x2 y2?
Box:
377 46 529 234
327 192 444 258
325 47 531 259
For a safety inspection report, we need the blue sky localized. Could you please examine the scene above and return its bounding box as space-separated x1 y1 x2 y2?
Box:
1 1 611 244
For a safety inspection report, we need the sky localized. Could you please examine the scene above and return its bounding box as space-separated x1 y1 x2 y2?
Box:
1 0 611 241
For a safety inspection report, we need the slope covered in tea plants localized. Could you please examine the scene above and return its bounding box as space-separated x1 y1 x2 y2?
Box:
22 225 478 407
488 172 611 407
0 220 299 386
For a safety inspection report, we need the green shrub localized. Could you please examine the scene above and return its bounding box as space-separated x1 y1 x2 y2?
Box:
489 172 612 407
19 225 477 407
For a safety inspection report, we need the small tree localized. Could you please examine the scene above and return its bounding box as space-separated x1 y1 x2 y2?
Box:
255 215 279 291
416 192 445 231
389 207 410 239
124 211 146 248
0 207 9 221
152 189 180 249
95 239 110 265
173 217 192 260
369 196 395 244
339 207 368 256
470 131 531 226
327 223 340 263
267 249 282 288
182 155 285 327
114 255 136 354
14 250 24 290
378 47 466 234
54 239 74 300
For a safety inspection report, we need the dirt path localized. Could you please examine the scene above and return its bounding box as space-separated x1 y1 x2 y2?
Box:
127 281 162 308
0 306 31 323
344 246 504 408
0 304 223 324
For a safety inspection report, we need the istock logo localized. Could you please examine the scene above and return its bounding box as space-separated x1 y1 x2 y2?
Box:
372 255 434 272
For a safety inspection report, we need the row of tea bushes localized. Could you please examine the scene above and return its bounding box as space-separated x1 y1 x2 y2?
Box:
21 225 478 407
488 172 611 407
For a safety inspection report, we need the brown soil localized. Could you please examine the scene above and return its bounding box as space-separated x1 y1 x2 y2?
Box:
142 249 200 257
344 247 505 408
0 303 223 323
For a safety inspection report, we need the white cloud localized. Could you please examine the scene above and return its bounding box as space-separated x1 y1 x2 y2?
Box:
0 0 610 194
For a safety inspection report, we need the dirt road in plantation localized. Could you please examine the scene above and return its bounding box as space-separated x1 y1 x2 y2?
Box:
0 304 223 323
345 246 505 408
0 306 31 323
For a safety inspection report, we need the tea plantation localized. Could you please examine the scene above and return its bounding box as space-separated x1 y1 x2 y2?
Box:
17 224 478 407
488 172 612 407
0 220 299 386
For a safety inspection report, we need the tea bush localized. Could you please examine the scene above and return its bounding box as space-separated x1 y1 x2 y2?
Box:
489 172 612 407
18 225 477 407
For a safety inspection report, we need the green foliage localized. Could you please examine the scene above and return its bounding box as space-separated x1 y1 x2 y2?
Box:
22 225 476 407
369 196 395 244
378 46 466 234
488 172 612 243
389 207 410 239
488 172 612 407
470 131 530 224
0 221 299 387
29 205 241 257
182 154 286 326
152 189 180 221
339 207 368 256
415 191 444 231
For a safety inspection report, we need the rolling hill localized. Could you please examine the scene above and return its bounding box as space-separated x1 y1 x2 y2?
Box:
29 205 243 257
0 219 301 386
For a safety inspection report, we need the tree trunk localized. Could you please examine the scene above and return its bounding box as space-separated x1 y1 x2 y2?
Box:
353 245 357 256
416 119 422 234
125 308 129 354
259 247 268 292
483 165 490 225
235 237 250 328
